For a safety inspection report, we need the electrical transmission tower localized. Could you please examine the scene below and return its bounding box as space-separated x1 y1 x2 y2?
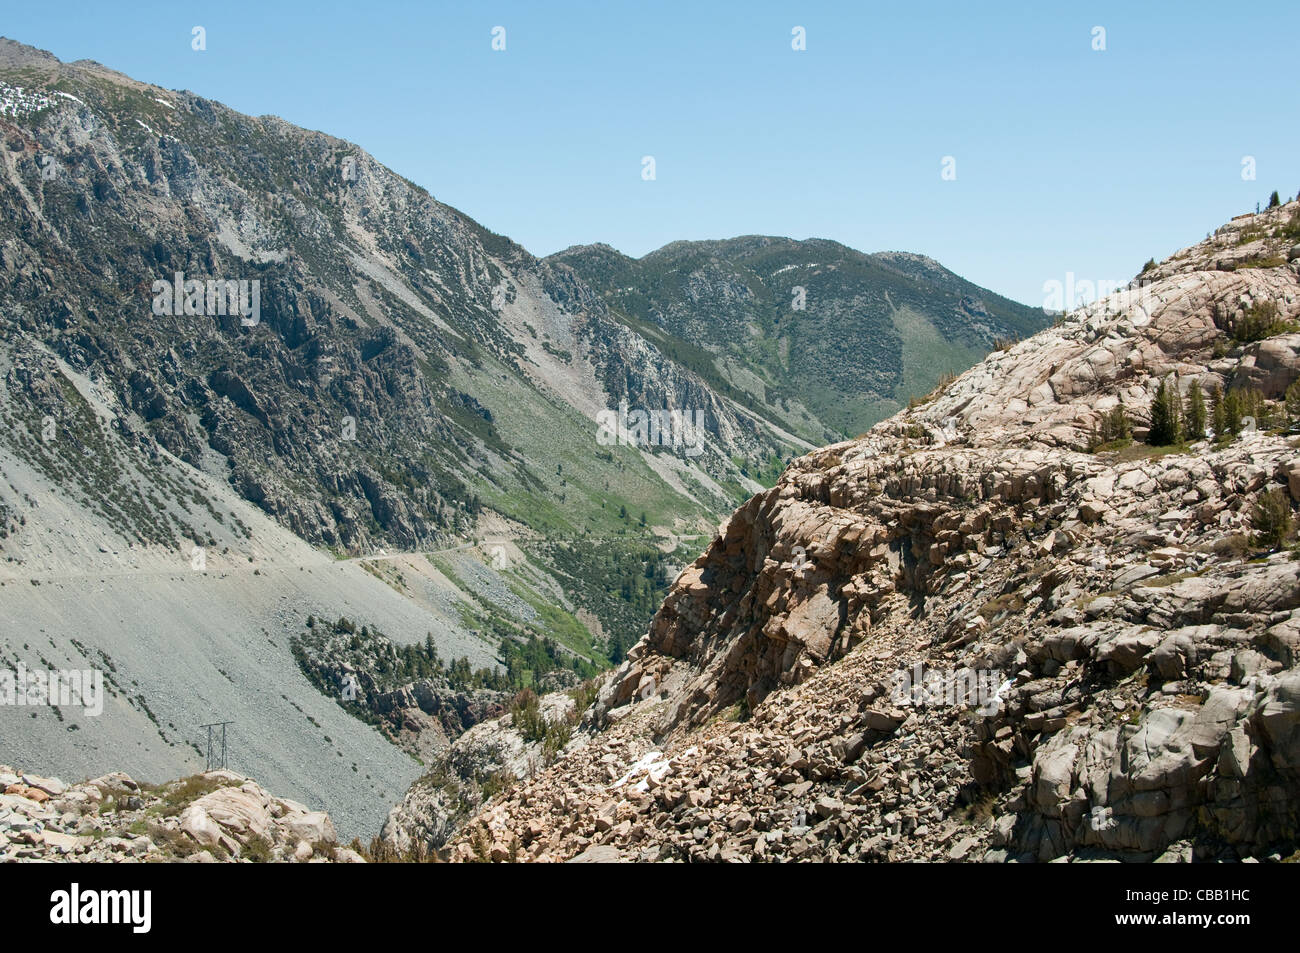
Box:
199 721 233 771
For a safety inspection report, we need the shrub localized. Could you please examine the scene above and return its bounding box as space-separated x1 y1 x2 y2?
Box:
1282 209 1300 242
356 835 438 863
158 774 229 817
1088 403 1132 451
568 679 600 718
507 687 575 761
242 833 273 863
1233 300 1295 343
542 721 572 760
478 769 516 802
146 821 201 859
508 688 547 743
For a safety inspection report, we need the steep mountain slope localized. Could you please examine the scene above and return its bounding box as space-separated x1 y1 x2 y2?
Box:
444 200 1300 862
0 37 778 558
0 36 783 834
550 237 1047 444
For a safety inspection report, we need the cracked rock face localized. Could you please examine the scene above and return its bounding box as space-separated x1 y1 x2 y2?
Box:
441 202 1300 862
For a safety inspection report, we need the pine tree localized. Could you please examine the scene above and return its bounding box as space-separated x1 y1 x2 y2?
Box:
1223 388 1243 433
1169 381 1184 443
1247 389 1265 429
1184 385 1207 440
1212 385 1227 436
1089 403 1132 452
1268 190 1281 209
1110 404 1130 440
1149 377 1182 445
1252 489 1293 549
1286 379 1300 425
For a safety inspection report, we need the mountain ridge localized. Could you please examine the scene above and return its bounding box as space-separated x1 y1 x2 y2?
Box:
0 34 1060 844
549 232 1047 445
436 198 1300 862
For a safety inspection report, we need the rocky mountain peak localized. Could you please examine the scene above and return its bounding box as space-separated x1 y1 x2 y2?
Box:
0 37 59 69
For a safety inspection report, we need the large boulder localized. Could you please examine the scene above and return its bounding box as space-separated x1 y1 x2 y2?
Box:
190 784 273 840
1233 334 1300 397
1254 670 1300 777
281 810 337 846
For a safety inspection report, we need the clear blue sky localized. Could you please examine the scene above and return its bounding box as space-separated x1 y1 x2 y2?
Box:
6 1 1297 306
